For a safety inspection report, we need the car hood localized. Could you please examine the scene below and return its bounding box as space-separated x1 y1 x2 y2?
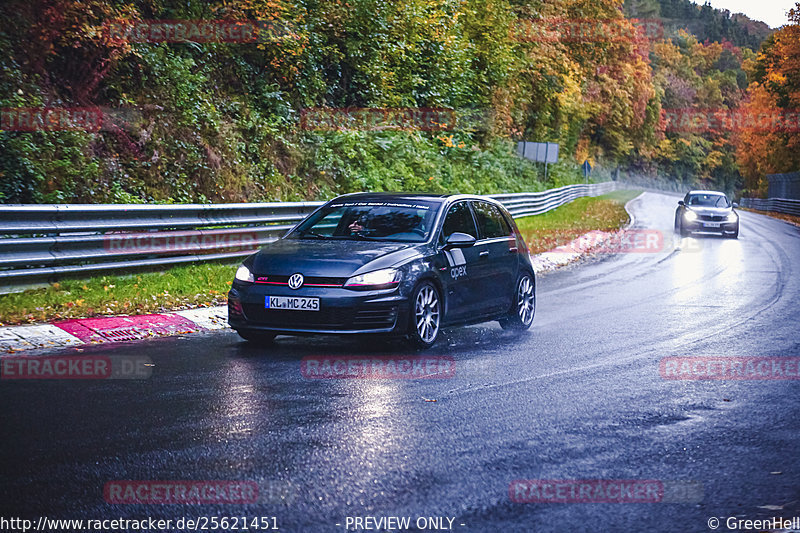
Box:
685 206 733 216
250 238 423 278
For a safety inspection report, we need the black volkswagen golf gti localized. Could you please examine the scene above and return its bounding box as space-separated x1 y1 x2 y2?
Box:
228 193 536 348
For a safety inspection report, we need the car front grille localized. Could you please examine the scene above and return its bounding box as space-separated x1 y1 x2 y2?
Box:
697 214 726 221
242 305 347 328
241 303 399 330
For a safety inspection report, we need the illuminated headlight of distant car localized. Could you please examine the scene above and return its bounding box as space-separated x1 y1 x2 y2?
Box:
684 210 698 221
726 212 738 222
344 268 401 290
235 264 254 283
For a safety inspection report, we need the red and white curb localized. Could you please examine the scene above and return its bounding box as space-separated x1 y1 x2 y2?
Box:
0 306 227 354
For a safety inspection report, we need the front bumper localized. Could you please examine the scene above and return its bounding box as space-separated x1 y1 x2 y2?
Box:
227 283 410 335
682 219 738 235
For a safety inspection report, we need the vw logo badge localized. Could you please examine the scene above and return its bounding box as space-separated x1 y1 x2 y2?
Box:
288 273 304 290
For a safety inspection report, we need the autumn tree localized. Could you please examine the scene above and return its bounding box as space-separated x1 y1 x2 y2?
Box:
733 3 800 195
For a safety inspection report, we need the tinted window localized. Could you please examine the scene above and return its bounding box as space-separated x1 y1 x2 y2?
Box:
473 201 511 238
290 200 438 242
686 194 730 207
441 202 477 242
305 210 345 236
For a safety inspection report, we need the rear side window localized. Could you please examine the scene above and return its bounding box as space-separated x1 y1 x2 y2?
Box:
472 201 511 239
440 202 478 241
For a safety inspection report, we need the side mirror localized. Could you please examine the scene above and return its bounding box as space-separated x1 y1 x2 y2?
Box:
732 202 739 208
444 232 476 249
678 200 685 206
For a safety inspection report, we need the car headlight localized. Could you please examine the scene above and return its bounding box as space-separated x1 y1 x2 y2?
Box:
235 264 254 283
344 268 401 289
726 212 738 222
684 210 697 221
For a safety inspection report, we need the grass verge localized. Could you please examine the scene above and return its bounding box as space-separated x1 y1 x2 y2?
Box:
0 262 237 326
514 189 643 255
0 189 642 326
739 208 800 227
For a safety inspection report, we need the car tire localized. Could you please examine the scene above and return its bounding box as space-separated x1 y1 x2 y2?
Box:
236 330 276 344
499 272 535 331
407 281 441 349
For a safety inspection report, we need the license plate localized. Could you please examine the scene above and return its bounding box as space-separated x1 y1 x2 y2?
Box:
703 222 721 228
265 296 319 311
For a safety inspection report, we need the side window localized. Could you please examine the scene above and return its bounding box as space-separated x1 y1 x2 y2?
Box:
472 201 511 239
310 210 345 236
440 202 477 242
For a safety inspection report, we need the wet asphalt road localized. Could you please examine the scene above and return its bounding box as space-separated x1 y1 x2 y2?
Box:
1 192 799 533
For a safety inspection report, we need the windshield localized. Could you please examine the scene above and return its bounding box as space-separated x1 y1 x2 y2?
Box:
687 194 730 208
289 199 440 242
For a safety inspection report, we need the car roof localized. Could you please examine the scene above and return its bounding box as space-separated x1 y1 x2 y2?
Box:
335 192 448 201
333 192 503 205
686 190 727 196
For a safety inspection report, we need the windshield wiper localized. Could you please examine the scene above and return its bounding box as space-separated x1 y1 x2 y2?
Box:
297 229 328 239
350 232 380 241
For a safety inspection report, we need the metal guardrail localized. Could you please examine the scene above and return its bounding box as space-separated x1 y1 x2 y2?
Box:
739 197 800 217
766 172 800 200
492 182 616 217
0 182 616 288
0 202 324 288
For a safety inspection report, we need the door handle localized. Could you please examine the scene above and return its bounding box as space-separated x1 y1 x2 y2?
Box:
508 247 518 253
479 250 489 258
